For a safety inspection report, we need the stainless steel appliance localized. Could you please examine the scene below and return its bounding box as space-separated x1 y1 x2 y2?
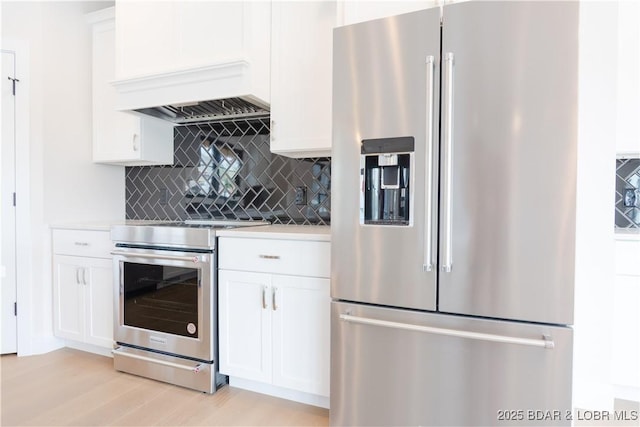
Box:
111 220 265 393
331 2 578 425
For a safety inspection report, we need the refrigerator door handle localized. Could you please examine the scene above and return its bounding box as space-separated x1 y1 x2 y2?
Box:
442 52 455 273
339 314 555 349
424 55 436 272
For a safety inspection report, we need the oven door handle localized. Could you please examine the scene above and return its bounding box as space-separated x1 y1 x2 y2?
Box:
112 347 205 373
111 250 205 264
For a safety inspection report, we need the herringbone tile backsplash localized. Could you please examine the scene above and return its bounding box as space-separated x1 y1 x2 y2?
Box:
125 117 331 225
615 158 640 230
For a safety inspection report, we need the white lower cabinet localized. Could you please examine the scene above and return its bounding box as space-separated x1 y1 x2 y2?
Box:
52 229 114 352
611 238 640 391
271 274 330 396
218 235 330 406
218 270 272 383
269 1 337 158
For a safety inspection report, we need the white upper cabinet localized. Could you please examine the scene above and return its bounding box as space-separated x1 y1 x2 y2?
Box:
269 1 337 158
338 0 438 26
88 8 174 166
114 1 175 79
115 1 260 79
113 1 271 109
616 0 640 157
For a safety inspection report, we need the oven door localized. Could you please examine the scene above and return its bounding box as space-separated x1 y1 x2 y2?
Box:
112 247 214 362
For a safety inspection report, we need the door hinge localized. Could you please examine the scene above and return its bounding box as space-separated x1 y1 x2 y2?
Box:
14 302 17 316
8 76 19 96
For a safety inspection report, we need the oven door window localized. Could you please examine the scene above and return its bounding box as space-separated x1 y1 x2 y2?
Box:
123 262 199 338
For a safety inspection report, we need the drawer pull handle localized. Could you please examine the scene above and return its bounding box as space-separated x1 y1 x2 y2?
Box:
74 242 89 246
259 255 280 260
262 286 267 309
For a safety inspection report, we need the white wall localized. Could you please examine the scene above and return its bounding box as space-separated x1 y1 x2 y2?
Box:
1 0 123 355
574 0 635 411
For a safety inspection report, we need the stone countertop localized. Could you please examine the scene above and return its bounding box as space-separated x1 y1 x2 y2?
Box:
49 220 162 232
50 221 331 242
216 224 330 242
615 228 640 241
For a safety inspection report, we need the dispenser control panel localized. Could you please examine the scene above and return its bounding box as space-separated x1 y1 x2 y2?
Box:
360 137 414 226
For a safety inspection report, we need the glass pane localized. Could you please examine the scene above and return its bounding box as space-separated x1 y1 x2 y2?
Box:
123 262 199 338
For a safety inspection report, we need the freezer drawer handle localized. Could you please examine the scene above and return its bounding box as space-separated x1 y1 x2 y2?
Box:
112 348 204 372
339 314 555 349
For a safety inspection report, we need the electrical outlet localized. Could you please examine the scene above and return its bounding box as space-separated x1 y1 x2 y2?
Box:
295 186 307 206
623 188 637 208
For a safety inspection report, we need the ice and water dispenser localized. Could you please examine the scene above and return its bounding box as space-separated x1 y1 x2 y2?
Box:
360 137 414 226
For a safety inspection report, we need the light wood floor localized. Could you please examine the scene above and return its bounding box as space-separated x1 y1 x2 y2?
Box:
1 348 329 426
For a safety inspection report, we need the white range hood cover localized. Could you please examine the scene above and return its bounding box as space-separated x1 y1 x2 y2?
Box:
111 59 270 123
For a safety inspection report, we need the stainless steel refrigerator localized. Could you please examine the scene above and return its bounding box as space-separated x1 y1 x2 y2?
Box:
331 2 578 426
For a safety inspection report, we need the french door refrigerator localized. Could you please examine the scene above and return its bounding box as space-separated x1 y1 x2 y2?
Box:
331 2 578 426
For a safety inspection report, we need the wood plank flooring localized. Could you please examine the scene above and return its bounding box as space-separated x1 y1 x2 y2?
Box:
1 348 329 426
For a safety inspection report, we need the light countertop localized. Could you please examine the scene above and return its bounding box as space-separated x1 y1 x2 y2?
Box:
615 229 640 241
50 220 164 232
50 221 331 242
216 224 330 242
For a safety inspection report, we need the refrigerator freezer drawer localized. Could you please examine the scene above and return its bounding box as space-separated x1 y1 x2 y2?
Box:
330 302 573 426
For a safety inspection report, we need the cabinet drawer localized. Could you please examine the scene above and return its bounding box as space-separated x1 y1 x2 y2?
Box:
52 229 113 258
218 237 330 278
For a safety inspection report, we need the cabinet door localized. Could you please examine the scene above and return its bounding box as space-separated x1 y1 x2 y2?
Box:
615 1 640 157
84 258 114 348
91 13 173 166
114 1 176 79
115 1 266 80
218 270 272 383
270 1 336 158
271 275 330 396
53 256 84 342
92 18 140 163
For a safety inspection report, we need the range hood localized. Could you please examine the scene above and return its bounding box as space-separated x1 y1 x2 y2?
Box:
135 98 269 124
111 60 270 124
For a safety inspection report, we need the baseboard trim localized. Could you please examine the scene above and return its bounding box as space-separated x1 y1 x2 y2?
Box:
228 376 329 409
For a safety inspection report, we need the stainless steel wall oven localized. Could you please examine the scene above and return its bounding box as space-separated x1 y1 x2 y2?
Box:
111 221 262 393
